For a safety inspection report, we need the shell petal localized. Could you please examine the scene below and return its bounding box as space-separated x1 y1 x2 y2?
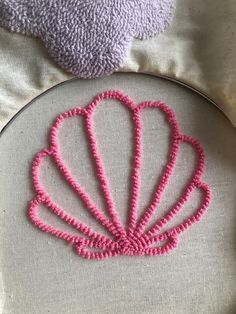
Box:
28 90 211 260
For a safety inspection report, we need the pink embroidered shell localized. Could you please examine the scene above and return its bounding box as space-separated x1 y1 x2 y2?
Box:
28 90 211 260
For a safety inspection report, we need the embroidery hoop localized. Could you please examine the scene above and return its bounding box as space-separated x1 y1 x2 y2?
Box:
1 73 236 313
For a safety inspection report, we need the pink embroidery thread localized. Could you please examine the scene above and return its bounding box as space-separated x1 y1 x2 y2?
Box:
28 90 211 260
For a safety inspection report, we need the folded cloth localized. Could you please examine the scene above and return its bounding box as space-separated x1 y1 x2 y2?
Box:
0 0 235 131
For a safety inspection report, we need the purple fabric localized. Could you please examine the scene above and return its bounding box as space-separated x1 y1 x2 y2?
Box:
0 0 175 78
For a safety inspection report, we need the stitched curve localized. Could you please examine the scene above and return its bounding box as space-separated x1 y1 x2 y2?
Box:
28 90 211 260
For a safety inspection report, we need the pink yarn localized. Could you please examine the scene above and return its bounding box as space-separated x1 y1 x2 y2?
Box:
28 90 211 260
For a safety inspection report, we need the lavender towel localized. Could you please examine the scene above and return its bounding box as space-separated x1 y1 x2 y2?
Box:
0 0 175 78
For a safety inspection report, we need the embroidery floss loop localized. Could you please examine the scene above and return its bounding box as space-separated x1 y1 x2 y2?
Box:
28 90 211 260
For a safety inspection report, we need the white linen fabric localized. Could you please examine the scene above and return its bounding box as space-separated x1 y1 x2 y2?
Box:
0 74 236 314
0 0 236 131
